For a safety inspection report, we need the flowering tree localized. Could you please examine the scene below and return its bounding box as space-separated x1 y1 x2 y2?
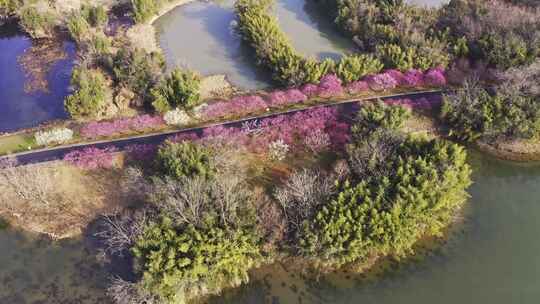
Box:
63 146 118 169
317 74 344 98
81 115 164 140
34 127 74 146
366 72 398 91
402 69 424 87
163 108 192 126
424 67 447 86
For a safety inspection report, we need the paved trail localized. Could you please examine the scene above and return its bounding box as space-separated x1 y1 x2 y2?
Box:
2 90 443 165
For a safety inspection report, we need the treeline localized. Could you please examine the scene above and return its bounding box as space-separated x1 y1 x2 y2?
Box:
99 102 472 303
235 0 383 86
441 60 540 142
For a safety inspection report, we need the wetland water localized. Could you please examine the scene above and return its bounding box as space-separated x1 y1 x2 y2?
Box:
0 25 75 133
154 0 354 90
2 152 540 303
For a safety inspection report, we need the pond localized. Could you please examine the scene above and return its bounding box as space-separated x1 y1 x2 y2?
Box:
211 151 540 303
2 151 540 303
0 23 75 133
154 0 354 91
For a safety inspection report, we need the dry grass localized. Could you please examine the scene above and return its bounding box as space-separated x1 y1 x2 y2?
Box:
0 161 130 239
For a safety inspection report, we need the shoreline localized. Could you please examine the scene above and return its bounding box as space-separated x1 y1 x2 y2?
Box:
475 140 540 162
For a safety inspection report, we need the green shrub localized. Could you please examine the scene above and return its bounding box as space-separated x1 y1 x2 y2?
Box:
131 0 162 23
335 54 383 83
300 134 471 267
19 6 55 38
132 217 261 302
81 5 108 27
67 13 90 42
0 0 22 16
155 141 215 180
235 0 333 85
64 67 108 118
441 80 540 141
151 69 201 113
478 31 537 70
111 48 165 104
352 101 410 137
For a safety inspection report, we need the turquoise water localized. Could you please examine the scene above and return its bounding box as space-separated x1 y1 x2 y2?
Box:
212 152 540 303
154 0 354 90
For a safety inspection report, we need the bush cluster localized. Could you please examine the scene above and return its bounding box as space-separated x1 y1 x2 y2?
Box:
151 69 201 113
235 0 383 85
111 47 166 105
155 141 215 180
439 0 540 69
278 104 472 267
65 67 109 118
441 75 540 142
19 6 55 38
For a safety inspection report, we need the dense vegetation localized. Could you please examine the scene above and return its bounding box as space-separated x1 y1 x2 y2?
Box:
151 69 201 113
277 102 471 267
319 0 450 71
98 102 472 303
65 67 109 118
441 61 540 142
235 0 383 85
154 141 215 180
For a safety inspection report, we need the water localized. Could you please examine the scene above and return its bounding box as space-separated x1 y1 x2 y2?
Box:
0 229 111 303
0 150 539 303
0 24 75 133
213 151 540 303
154 0 354 90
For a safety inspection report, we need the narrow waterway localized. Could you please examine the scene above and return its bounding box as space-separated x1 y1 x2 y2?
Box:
0 24 75 133
154 0 354 90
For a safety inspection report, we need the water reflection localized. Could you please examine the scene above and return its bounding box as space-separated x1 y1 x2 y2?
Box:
211 151 540 303
0 228 111 303
0 27 75 133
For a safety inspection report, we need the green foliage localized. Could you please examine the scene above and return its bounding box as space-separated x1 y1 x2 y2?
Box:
151 69 201 113
376 43 414 71
478 31 538 70
155 141 215 180
111 47 165 104
322 0 450 70
64 67 108 118
441 81 540 141
67 13 90 42
19 6 55 38
352 101 410 137
300 134 471 267
81 5 108 27
131 0 164 23
335 54 383 83
235 0 334 85
0 0 22 16
132 217 261 302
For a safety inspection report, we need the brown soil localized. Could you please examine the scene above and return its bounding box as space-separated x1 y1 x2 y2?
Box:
476 138 540 162
0 161 130 239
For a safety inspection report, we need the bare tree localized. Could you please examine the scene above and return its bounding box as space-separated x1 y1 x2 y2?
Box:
95 209 151 257
275 169 336 233
107 276 160 304
0 158 58 208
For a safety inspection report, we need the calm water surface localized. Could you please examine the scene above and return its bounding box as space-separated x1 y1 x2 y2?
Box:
154 0 354 90
0 25 75 133
213 152 540 303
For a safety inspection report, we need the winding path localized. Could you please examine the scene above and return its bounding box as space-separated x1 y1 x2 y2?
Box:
3 90 444 165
